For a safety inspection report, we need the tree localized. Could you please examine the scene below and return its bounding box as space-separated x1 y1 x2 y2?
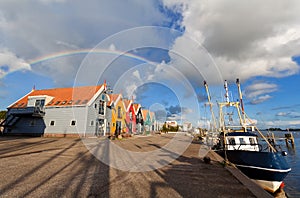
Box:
0 111 6 119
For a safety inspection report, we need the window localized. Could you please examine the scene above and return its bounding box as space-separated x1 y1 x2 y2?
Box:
35 99 45 108
75 100 81 105
99 100 105 115
129 110 133 120
117 106 121 118
71 120 76 126
228 138 236 145
61 100 67 105
94 103 97 109
55 101 61 105
90 120 94 126
249 138 256 145
239 138 246 145
50 120 55 126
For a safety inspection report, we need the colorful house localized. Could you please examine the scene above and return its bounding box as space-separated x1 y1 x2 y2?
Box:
133 103 143 134
142 109 152 134
107 94 126 136
2 84 109 137
123 99 136 134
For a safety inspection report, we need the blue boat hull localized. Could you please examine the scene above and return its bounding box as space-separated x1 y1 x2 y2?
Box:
217 150 291 192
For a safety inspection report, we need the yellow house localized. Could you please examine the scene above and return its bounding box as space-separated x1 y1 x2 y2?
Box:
107 94 126 136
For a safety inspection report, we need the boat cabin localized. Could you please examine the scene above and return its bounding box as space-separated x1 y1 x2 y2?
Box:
221 132 260 151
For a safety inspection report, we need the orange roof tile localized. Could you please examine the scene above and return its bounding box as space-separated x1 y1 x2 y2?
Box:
9 85 104 108
150 112 155 120
107 94 121 106
142 109 149 120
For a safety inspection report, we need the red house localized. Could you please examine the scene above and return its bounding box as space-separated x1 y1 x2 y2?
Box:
123 99 136 134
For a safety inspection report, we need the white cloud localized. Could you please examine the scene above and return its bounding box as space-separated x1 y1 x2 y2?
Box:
276 112 288 117
245 82 277 98
250 94 272 105
276 111 300 118
0 49 31 78
0 0 170 85
162 0 300 82
264 120 300 128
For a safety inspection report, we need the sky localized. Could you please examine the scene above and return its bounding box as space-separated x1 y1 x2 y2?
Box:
0 0 300 129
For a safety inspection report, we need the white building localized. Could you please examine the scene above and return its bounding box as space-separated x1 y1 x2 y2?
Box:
2 84 109 137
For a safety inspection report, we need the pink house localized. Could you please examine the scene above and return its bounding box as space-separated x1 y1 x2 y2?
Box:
123 99 136 134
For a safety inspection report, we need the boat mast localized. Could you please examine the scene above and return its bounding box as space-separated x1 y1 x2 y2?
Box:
236 78 246 125
224 80 230 103
219 80 244 130
203 81 217 131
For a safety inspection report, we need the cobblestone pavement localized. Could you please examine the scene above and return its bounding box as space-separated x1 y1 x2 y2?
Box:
0 134 265 197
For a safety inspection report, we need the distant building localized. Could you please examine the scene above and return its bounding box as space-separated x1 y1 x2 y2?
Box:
2 84 109 137
165 120 178 128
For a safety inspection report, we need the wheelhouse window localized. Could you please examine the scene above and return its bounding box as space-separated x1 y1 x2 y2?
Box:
239 138 246 145
99 100 105 115
228 138 236 145
249 137 256 145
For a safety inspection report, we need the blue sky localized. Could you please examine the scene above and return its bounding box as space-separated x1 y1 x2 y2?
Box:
0 0 300 129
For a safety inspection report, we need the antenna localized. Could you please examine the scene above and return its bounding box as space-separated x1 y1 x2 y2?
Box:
236 78 246 124
224 80 230 103
204 81 217 130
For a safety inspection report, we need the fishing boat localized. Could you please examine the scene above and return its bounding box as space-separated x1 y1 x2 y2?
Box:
204 79 291 193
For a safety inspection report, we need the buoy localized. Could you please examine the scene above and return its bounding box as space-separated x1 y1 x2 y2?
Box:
282 151 288 156
280 182 285 189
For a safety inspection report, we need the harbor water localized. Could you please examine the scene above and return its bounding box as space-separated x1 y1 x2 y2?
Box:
264 131 300 197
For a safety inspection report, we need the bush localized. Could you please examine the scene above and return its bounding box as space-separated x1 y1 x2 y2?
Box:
0 111 6 119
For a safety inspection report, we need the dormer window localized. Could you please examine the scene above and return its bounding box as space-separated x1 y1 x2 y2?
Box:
35 99 45 108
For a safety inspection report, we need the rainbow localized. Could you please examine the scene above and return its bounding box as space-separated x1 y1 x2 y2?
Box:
28 48 153 65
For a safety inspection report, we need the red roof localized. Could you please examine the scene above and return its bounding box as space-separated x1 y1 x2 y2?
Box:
133 103 141 114
9 85 104 108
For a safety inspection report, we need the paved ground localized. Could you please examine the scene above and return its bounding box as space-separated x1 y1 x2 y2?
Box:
0 134 271 197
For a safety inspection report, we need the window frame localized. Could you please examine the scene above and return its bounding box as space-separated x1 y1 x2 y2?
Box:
70 120 76 126
50 120 55 126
